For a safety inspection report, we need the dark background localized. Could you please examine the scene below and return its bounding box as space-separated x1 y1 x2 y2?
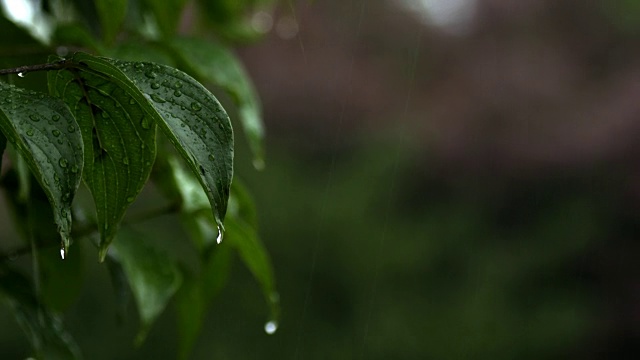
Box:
2 0 640 358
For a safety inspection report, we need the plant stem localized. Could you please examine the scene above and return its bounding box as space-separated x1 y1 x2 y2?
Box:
0 59 73 76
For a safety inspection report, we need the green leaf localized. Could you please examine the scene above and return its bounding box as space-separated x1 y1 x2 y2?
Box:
67 52 233 243
109 227 182 344
176 244 233 360
0 266 83 359
48 58 157 260
95 0 128 44
140 0 188 37
225 217 279 322
168 37 265 168
0 83 84 254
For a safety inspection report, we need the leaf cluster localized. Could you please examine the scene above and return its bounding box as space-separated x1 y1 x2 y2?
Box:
0 0 278 358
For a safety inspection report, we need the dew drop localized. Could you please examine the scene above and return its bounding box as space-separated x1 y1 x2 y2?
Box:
18 72 25 78
150 94 166 103
59 158 68 168
150 82 160 89
26 129 34 136
173 90 182 97
264 321 278 335
67 125 76 132
52 114 60 122
29 114 39 122
70 164 79 173
191 102 202 111
140 117 152 129
174 81 183 88
52 129 61 137
145 71 157 79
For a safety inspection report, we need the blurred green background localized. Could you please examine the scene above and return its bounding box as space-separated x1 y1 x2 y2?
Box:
2 0 640 358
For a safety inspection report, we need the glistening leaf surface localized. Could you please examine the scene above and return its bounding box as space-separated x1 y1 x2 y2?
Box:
69 52 234 235
0 83 83 252
169 37 265 168
48 60 157 260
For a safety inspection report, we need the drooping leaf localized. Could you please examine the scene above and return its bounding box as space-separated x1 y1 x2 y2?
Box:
95 0 128 44
140 0 188 37
175 245 232 360
109 227 182 344
67 52 233 244
168 37 265 168
0 266 83 359
225 216 279 322
48 59 157 260
0 83 84 253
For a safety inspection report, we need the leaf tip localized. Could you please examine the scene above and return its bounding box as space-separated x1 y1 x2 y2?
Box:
98 245 110 263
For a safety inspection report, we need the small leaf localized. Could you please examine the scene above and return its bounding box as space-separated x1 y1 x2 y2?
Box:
69 52 233 243
0 266 83 359
48 59 157 260
169 37 265 168
140 0 188 37
95 0 128 44
0 83 84 252
109 227 182 344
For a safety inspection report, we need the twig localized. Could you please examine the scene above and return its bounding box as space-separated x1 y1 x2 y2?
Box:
0 59 73 76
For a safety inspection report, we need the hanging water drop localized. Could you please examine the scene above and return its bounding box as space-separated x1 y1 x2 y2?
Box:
216 225 223 244
18 72 25 78
264 321 278 335
60 247 66 260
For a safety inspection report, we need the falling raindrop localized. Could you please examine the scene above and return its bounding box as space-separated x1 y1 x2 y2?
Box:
60 247 66 260
264 321 278 335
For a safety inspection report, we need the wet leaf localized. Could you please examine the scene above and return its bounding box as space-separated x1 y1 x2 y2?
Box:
67 52 233 245
169 37 265 168
48 58 157 260
0 266 83 359
95 0 128 44
109 227 182 344
0 83 84 253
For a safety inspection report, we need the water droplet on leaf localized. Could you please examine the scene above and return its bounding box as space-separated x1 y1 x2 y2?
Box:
126 196 135 202
191 102 202 111
67 125 76 132
59 158 68 168
151 82 160 89
140 117 152 129
26 129 34 136
52 115 60 122
174 90 182 97
29 114 39 122
52 129 61 137
150 94 166 103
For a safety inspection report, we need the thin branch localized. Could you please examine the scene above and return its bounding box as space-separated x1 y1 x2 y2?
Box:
0 59 74 76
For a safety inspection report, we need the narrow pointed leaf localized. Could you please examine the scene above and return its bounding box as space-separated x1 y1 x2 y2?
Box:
0 266 83 359
168 37 265 168
48 60 157 260
95 0 128 44
69 52 233 238
0 83 83 252
109 227 182 344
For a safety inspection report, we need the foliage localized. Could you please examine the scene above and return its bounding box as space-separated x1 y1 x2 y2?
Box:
0 0 278 358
